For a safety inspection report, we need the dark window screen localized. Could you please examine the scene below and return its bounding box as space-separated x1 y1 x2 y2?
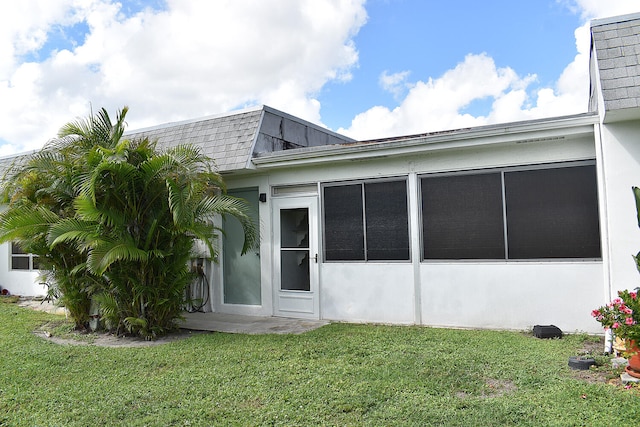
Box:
422 173 505 259
11 242 26 254
324 184 365 260
504 165 601 259
11 257 30 270
365 180 410 260
11 242 31 270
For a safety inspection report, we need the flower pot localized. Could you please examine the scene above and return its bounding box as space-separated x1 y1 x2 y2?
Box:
627 341 640 373
625 366 640 379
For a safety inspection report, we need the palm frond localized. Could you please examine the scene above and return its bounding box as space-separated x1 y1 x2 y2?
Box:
166 178 187 224
73 195 128 228
195 194 259 254
87 239 150 275
0 206 60 243
47 218 98 248
79 159 137 203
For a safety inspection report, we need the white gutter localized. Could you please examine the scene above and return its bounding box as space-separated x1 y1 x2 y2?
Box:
252 113 599 169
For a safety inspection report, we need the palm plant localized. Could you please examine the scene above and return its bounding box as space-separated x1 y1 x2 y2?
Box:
0 108 128 329
1 107 258 337
50 137 258 338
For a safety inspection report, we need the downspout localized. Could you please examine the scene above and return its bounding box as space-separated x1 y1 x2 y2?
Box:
594 121 614 353
408 171 422 325
590 30 614 353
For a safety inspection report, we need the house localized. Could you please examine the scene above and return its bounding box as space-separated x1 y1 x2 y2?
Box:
2 12 640 334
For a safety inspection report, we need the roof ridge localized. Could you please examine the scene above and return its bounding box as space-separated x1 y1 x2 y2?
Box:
591 12 640 28
124 105 264 135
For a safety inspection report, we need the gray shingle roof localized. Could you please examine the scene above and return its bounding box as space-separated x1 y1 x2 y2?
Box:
125 107 264 172
590 13 640 118
0 106 354 179
125 105 354 173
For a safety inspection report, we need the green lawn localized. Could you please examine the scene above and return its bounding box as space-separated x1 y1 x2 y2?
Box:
0 298 638 426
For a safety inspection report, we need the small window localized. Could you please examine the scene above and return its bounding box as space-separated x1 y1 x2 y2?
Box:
323 179 410 262
11 242 39 270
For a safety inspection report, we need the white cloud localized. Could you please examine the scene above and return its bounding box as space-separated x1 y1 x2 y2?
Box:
339 0 640 140
565 0 640 20
0 0 367 154
379 70 412 99
340 53 535 139
2 0 638 152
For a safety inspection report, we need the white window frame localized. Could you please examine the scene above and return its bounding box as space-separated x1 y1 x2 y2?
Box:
420 160 602 262
10 242 39 271
321 177 411 263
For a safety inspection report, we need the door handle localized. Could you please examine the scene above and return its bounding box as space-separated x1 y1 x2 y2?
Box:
313 253 318 263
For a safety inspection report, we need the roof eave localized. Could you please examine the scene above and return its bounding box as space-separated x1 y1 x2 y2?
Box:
251 113 599 169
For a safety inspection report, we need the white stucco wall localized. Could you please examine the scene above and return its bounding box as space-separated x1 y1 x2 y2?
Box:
597 120 640 300
250 125 605 332
0 242 46 296
420 262 604 333
320 263 415 324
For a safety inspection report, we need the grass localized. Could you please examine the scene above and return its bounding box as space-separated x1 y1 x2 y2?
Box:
1 297 638 426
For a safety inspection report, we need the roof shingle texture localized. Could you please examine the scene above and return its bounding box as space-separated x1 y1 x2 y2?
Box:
125 109 263 172
592 16 640 111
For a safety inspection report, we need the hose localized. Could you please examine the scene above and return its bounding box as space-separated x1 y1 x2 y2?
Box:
186 263 210 313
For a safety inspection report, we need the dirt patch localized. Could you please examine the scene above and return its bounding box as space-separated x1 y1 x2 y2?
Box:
484 378 518 397
16 296 204 347
575 336 606 356
570 366 622 385
454 378 518 399
34 328 201 347
567 335 628 386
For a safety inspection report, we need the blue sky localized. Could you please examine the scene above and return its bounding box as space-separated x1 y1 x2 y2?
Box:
0 0 639 155
319 0 581 129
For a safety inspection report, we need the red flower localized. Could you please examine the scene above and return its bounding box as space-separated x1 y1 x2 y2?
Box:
592 288 640 343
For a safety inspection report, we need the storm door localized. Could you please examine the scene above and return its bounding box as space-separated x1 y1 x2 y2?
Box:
273 196 319 319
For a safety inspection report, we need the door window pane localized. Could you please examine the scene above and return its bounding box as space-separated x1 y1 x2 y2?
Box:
280 250 310 291
280 209 309 248
280 208 311 291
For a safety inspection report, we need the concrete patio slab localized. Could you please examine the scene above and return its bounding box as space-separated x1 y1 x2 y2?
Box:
15 297 329 335
17 297 68 316
180 311 329 335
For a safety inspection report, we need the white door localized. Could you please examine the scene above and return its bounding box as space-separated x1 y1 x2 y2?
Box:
273 196 319 319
